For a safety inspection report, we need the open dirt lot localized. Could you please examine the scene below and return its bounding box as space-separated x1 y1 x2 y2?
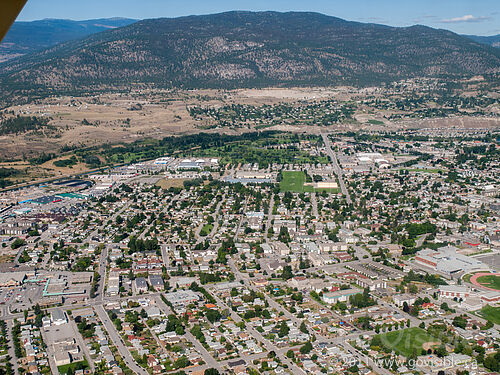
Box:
156 178 186 189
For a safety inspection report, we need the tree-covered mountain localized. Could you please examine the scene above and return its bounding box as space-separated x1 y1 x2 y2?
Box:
464 34 500 48
0 11 499 97
0 18 137 61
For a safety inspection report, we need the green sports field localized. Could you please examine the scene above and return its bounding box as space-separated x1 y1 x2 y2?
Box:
279 171 339 193
476 275 500 291
280 171 309 192
375 328 439 357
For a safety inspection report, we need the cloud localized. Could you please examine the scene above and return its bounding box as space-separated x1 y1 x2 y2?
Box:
440 14 491 23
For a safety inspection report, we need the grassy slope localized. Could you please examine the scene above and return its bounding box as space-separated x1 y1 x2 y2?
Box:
479 305 500 324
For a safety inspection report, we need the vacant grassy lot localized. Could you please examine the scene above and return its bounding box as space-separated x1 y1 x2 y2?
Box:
376 327 439 357
479 305 500 324
476 275 500 291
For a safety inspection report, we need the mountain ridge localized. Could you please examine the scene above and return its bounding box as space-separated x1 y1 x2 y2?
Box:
464 34 500 48
0 17 137 61
0 11 499 98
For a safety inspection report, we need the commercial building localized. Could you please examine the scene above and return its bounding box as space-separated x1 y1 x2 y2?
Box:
107 273 120 296
0 272 26 287
50 309 67 326
164 290 199 307
393 294 417 307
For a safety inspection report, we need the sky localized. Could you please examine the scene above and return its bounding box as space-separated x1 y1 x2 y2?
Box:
17 0 500 36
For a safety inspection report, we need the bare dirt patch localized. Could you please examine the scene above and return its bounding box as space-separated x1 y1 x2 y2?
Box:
422 342 440 351
156 178 186 189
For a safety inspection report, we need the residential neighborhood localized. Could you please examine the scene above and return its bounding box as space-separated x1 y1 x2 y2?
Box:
0 130 498 375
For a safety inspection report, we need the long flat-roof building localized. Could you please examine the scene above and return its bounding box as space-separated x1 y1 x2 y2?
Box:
322 288 362 304
415 247 487 277
0 272 26 287
438 285 471 300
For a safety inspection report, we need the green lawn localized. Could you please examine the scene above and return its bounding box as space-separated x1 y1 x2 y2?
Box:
199 223 213 236
401 168 443 173
476 275 500 291
314 187 341 193
280 171 339 193
463 273 473 283
479 305 500 324
375 328 439 357
57 359 89 375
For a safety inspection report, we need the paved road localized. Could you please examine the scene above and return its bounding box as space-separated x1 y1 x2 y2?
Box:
321 133 352 204
95 245 108 301
40 327 60 375
208 194 226 238
69 318 95 372
94 305 149 375
13 245 26 264
233 197 249 241
311 191 319 219
161 244 171 268
6 319 19 375
89 201 131 301
265 194 274 238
